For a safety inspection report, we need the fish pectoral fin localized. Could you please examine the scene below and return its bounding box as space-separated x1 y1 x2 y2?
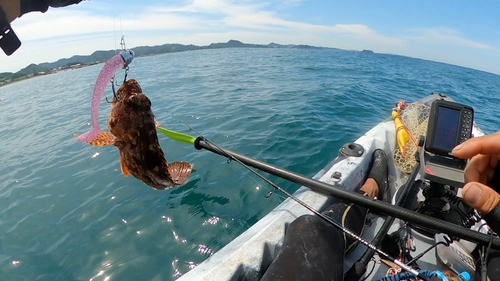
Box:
166 161 193 185
87 131 115 147
119 154 130 177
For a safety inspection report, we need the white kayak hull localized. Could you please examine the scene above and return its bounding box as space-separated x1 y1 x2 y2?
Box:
179 94 484 281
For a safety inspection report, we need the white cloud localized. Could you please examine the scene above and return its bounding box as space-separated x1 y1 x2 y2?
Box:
329 24 405 47
13 9 207 41
1 0 405 71
406 27 493 50
20 0 398 48
1 0 497 74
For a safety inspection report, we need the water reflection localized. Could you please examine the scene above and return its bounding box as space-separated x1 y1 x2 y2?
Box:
89 270 110 281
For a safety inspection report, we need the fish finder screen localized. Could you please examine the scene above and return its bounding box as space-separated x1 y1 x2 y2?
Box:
432 107 460 151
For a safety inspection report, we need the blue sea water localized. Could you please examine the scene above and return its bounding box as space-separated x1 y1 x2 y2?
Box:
1 48 500 280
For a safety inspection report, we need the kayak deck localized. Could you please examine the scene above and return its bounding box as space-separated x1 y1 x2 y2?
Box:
178 94 484 281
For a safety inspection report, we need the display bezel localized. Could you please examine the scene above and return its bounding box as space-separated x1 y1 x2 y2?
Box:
424 100 474 157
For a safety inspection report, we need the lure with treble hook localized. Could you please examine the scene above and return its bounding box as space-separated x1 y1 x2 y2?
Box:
76 50 134 143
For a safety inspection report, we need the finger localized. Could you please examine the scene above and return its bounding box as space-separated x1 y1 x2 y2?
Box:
464 154 495 184
452 131 500 159
462 182 500 214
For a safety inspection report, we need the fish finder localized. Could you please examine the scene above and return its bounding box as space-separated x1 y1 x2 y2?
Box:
425 100 474 157
419 99 474 187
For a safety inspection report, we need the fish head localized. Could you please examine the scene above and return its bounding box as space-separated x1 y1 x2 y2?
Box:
114 79 151 110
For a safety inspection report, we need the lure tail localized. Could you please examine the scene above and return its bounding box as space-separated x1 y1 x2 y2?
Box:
74 131 114 146
76 128 102 143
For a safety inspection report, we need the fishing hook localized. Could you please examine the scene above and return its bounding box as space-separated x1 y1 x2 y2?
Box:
123 66 129 83
111 76 119 102
112 74 121 87
109 59 129 102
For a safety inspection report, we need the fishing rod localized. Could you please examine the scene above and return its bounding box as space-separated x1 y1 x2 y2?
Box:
158 127 500 251
190 134 429 281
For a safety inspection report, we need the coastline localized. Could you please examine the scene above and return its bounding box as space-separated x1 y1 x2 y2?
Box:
0 40 329 87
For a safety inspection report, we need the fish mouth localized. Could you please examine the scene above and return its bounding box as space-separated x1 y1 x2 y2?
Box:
115 79 144 102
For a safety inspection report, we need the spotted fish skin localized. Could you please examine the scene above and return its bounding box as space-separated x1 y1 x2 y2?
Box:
103 79 192 190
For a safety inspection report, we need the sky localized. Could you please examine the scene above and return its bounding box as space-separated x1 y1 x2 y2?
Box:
1 0 500 75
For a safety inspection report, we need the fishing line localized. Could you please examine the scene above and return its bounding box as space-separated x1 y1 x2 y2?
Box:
113 0 122 55
166 112 281 199
111 0 128 88
164 112 429 281
114 17 117 55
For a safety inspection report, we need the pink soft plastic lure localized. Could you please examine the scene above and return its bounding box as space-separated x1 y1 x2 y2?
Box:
76 50 134 142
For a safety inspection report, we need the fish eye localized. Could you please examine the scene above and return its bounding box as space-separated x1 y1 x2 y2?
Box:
127 96 136 106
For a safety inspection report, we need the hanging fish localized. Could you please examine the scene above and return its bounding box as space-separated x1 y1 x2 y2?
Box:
77 79 193 190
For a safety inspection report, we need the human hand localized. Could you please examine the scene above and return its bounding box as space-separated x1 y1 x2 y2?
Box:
452 132 500 214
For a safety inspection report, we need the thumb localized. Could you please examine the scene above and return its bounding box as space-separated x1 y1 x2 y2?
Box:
462 182 500 214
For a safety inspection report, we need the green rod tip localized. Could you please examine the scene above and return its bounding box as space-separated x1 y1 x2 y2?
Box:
157 127 196 145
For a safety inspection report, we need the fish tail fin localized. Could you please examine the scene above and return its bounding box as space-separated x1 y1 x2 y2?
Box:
166 161 193 185
87 131 115 147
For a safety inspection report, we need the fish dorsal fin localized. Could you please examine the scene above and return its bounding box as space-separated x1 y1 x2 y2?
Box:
119 153 130 177
166 161 193 185
87 131 115 147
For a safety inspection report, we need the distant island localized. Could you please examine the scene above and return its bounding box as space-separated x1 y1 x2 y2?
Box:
0 40 365 86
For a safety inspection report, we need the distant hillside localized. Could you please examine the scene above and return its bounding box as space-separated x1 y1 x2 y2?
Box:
38 50 116 69
0 63 50 84
36 40 326 71
0 40 333 86
19 63 49 74
205 39 253 48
